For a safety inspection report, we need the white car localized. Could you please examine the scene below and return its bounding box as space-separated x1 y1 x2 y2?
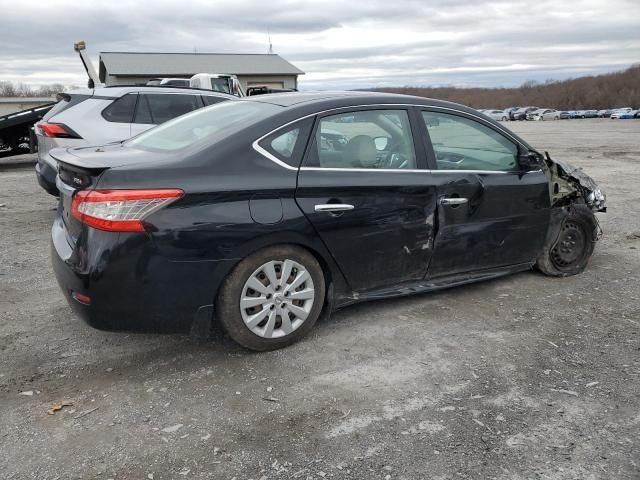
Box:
610 108 635 119
532 109 561 121
482 109 509 121
35 85 235 195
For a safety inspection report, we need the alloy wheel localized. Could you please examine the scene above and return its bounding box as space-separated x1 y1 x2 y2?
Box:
240 259 315 339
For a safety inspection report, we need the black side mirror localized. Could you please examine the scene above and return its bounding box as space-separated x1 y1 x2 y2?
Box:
519 151 542 170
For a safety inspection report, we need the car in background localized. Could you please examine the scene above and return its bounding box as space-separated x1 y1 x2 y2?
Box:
558 111 571 119
146 78 190 87
35 86 235 195
526 109 545 120
529 109 561 121
49 92 606 351
512 106 539 120
482 109 508 121
576 110 598 118
597 109 614 118
504 107 519 121
611 109 639 119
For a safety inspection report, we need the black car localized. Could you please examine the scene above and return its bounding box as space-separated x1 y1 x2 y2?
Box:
50 92 606 351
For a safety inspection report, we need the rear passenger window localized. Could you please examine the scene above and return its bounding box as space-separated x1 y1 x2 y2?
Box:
143 94 202 124
102 94 137 123
202 96 227 106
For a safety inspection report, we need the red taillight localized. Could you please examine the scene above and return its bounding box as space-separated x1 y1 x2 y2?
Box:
37 122 81 139
71 189 184 232
72 291 91 305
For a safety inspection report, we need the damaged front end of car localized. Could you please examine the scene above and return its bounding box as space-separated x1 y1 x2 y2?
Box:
542 152 607 213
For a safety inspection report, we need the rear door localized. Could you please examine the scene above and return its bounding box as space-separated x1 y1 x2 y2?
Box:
295 107 437 293
417 109 550 278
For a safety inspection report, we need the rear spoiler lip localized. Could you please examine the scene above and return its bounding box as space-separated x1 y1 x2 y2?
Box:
49 147 111 171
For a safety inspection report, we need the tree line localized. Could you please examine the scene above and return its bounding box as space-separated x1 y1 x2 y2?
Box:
0 81 69 97
375 64 640 110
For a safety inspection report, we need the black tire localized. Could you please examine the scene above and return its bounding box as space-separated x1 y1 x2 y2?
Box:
216 245 326 351
501 116 507 121
536 205 597 277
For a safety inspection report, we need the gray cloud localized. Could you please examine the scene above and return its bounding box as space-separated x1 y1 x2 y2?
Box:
0 0 638 89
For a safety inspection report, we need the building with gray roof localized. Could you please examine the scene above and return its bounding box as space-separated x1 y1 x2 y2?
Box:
98 52 304 90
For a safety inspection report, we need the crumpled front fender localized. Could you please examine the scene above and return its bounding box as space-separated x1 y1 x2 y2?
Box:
543 153 607 212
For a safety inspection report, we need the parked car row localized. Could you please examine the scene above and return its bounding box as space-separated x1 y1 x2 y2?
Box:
479 106 639 121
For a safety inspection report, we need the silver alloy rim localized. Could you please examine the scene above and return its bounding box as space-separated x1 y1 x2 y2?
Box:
240 259 315 339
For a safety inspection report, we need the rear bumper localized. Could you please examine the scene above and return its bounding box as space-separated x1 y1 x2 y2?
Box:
35 156 59 196
51 216 237 334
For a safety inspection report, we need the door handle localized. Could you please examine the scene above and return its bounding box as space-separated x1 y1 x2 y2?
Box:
314 204 354 213
440 197 468 205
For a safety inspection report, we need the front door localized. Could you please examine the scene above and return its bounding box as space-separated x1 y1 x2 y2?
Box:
418 109 551 278
295 108 437 293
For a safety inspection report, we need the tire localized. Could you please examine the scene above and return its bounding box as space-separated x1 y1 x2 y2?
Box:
216 245 326 351
501 116 507 121
536 205 597 277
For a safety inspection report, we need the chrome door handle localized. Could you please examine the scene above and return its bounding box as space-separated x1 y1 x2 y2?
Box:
440 197 468 205
314 204 354 213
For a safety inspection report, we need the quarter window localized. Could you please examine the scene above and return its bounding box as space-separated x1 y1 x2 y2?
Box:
422 111 519 171
306 110 416 169
270 128 299 159
102 94 137 123
258 118 313 168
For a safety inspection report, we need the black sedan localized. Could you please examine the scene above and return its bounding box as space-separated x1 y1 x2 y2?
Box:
50 92 607 351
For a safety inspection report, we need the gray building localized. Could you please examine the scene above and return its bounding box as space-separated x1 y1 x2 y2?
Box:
98 52 304 90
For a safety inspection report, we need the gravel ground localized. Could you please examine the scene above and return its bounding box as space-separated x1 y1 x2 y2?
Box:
1 119 639 479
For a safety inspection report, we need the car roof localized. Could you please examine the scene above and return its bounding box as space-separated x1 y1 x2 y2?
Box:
91 85 237 99
239 91 484 116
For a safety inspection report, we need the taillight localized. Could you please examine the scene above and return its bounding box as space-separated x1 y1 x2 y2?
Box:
71 189 184 232
36 122 82 139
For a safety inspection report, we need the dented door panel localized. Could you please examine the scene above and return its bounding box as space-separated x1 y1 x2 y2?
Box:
295 169 437 292
426 170 551 278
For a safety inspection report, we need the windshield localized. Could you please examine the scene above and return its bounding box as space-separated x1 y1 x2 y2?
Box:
126 101 280 151
210 78 231 94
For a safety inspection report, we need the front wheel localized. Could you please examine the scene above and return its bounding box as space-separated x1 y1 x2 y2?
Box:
536 206 598 277
501 116 507 121
216 245 326 351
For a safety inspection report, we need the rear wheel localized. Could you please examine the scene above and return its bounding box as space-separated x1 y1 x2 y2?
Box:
501 116 507 121
536 206 597 277
216 245 325 351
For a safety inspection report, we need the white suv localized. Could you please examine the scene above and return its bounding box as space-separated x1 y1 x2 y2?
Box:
35 85 235 195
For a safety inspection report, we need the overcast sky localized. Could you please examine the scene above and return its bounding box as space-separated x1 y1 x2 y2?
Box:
1 0 639 90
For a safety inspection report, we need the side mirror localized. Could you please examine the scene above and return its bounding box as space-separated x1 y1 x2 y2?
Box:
374 137 389 151
519 151 542 170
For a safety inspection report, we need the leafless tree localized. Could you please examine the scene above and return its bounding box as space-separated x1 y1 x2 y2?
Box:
378 65 640 110
0 81 69 97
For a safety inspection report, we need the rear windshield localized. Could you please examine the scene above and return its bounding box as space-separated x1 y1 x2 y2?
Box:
126 101 280 151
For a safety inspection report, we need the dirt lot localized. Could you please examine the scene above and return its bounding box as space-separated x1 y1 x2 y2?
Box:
1 119 639 479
